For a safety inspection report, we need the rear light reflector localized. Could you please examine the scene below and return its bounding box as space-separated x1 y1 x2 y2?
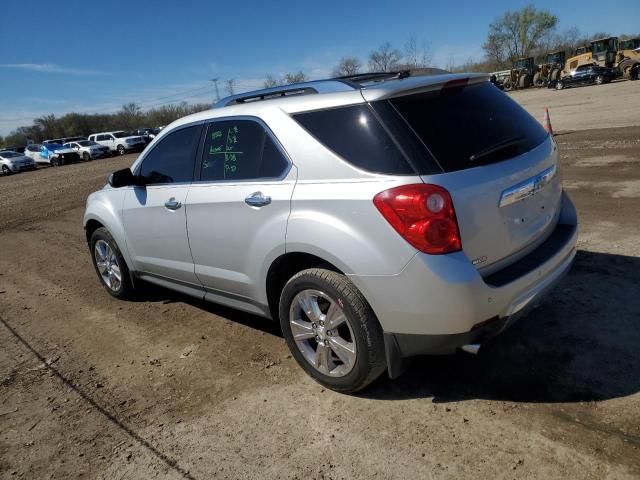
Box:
373 184 462 254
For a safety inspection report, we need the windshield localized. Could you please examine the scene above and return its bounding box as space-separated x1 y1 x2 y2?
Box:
113 132 128 138
47 144 64 150
77 140 94 146
1 152 22 158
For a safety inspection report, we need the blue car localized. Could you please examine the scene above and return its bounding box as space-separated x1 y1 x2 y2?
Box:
39 143 80 166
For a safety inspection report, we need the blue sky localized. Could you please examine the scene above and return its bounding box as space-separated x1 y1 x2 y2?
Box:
1 0 638 135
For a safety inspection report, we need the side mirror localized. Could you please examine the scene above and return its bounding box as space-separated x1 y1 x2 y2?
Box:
108 168 144 188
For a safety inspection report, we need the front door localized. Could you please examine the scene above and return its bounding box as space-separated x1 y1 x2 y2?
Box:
122 123 203 285
186 118 295 310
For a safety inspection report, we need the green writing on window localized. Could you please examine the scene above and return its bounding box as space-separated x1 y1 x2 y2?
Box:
205 125 243 178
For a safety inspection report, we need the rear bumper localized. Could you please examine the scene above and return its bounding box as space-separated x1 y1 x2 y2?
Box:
349 191 578 375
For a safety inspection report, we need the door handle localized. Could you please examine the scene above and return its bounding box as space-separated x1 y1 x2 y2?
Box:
164 197 182 210
245 191 271 207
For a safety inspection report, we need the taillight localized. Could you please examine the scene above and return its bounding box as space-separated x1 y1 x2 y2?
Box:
373 184 462 254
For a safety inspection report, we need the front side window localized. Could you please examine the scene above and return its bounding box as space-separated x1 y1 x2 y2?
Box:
200 119 289 182
139 125 202 185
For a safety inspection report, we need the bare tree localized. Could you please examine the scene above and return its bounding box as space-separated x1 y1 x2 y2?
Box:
34 114 58 139
484 5 558 65
483 33 509 70
283 71 308 84
368 42 402 72
119 103 142 130
225 78 236 96
403 37 432 68
444 54 457 72
332 57 361 77
263 74 282 88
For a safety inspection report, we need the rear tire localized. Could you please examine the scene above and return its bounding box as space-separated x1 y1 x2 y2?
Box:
51 156 60 167
595 75 604 85
117 145 125 156
90 227 135 299
279 268 387 393
83 152 91 161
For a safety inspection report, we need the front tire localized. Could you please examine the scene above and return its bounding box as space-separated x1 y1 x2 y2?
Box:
279 268 386 393
595 75 604 85
83 152 91 161
555 80 565 90
90 227 134 299
2 165 12 175
117 145 125 156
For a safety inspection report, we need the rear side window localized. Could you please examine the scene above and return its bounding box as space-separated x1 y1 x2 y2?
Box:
200 120 289 181
293 104 414 175
389 81 548 172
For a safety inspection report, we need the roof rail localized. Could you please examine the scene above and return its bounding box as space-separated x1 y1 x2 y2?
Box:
333 71 411 84
213 79 356 108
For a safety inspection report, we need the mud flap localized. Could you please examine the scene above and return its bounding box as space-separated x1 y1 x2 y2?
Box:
383 333 412 379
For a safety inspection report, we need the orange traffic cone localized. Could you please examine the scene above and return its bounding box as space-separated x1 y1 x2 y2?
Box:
543 107 553 135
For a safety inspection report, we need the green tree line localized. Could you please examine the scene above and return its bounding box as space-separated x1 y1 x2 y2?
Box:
1 102 210 148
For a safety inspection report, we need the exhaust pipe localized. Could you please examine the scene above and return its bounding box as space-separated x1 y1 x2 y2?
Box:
460 344 481 355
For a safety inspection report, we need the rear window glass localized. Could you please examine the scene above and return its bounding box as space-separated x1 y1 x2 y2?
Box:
389 81 549 172
293 104 414 175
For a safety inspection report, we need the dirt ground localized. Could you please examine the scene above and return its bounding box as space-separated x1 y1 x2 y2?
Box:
1 85 640 479
512 79 640 132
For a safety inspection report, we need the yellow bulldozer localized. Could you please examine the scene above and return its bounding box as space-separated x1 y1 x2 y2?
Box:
563 37 640 80
618 38 640 79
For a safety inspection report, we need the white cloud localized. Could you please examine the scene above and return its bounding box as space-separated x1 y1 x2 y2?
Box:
0 63 104 76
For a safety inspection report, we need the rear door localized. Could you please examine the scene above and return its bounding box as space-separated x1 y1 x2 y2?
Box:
122 123 203 285
185 118 295 307
371 79 561 272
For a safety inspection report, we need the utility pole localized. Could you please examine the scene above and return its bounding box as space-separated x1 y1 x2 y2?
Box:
210 78 220 103
225 78 236 96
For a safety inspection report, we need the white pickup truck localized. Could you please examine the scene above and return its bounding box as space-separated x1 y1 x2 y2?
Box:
88 131 146 156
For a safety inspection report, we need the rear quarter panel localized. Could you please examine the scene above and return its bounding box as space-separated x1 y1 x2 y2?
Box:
286 177 421 276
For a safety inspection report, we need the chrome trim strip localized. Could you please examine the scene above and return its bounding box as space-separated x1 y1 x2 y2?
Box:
499 165 556 207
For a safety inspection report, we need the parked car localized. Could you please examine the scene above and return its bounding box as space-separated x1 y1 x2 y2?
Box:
135 127 160 144
43 137 87 145
553 65 617 90
84 73 578 393
24 144 42 162
39 143 80 166
63 140 111 161
0 150 36 174
88 131 146 156
0 145 26 154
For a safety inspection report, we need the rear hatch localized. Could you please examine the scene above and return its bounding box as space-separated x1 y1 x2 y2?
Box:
366 77 562 273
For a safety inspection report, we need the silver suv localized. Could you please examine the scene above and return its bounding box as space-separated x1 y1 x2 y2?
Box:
83 72 578 392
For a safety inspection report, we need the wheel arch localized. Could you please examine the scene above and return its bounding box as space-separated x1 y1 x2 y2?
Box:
84 195 134 273
265 251 345 321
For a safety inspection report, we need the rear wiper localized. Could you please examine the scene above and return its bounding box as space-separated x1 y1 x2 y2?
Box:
469 135 524 163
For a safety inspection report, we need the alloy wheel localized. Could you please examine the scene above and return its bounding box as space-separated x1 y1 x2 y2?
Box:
289 289 357 377
94 240 122 292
